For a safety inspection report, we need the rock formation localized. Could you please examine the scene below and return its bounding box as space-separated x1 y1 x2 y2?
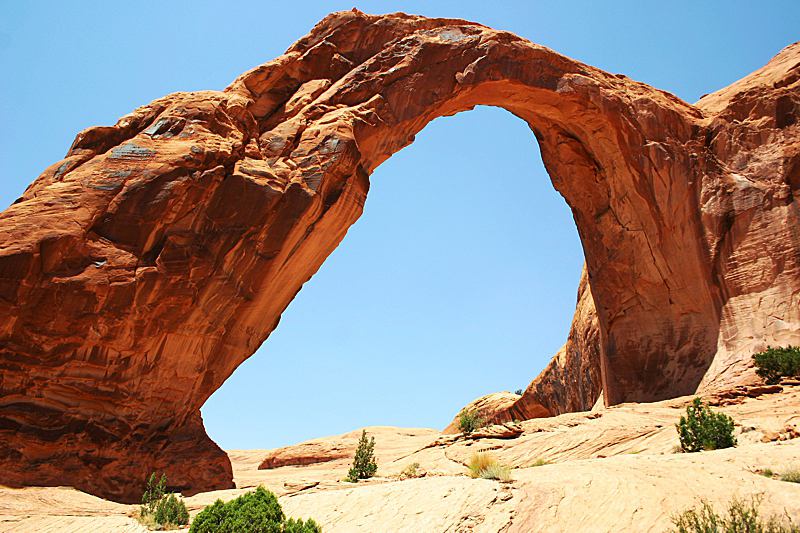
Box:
442 392 527 434
3 390 800 533
0 9 798 500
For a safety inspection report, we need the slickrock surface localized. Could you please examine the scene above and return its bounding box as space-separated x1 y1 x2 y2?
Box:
255 427 439 472
1 9 799 499
2 387 799 532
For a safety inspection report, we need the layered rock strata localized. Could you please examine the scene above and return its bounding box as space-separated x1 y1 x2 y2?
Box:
1 9 798 500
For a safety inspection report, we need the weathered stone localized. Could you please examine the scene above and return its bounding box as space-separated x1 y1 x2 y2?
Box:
468 423 524 439
2 391 800 532
1 10 799 500
259 439 352 470
443 392 525 434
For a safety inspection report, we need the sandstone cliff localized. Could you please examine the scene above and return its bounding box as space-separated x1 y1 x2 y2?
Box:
0 9 798 500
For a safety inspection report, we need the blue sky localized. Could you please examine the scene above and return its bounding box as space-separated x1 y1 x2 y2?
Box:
1 1 797 450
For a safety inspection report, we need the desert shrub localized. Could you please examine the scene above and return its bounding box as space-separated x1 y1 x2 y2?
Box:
458 409 485 435
752 345 800 384
676 398 737 452
467 452 494 478
666 496 800 533
400 462 420 478
283 518 322 533
467 453 512 481
480 462 513 482
761 468 775 478
138 473 189 530
190 486 320 533
345 430 377 482
142 473 166 514
530 459 551 467
155 493 190 528
514 389 524 396
781 465 800 484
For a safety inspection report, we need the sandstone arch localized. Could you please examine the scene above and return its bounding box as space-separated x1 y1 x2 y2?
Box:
1 11 798 501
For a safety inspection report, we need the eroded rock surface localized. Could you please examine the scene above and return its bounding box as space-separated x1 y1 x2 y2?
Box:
1 9 799 499
3 389 800 533
442 392 526 434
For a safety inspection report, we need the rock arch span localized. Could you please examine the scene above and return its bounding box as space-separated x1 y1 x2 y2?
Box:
0 10 798 501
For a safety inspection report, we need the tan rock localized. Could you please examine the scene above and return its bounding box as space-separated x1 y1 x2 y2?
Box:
1 10 799 500
3 389 800 532
258 441 351 470
468 423 524 439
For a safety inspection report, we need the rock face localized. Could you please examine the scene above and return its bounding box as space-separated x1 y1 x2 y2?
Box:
0 10 799 500
442 392 528 434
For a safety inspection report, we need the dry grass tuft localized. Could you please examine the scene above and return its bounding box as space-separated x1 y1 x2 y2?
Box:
467 453 513 481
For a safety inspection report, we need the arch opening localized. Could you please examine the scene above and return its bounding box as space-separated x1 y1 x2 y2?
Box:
201 105 586 449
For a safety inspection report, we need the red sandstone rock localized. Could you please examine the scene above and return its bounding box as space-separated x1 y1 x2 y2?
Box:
0 10 798 501
442 392 526 434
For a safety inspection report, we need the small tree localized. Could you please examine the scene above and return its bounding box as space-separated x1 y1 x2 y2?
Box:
458 409 485 436
155 493 190 528
752 345 800 384
676 398 737 453
139 473 189 530
346 430 377 482
142 473 166 514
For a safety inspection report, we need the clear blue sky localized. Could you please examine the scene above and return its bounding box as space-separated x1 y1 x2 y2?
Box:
1 1 797 450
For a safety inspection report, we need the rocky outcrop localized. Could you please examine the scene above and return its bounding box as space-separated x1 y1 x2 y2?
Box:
1 9 799 500
448 266 602 425
258 437 353 470
442 392 529 434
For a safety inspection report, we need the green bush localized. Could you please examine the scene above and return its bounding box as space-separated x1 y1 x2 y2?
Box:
142 473 166 514
345 430 377 482
138 473 189 530
667 496 800 533
189 486 320 533
283 518 322 533
752 345 800 384
458 409 485 435
155 493 190 528
676 398 737 453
